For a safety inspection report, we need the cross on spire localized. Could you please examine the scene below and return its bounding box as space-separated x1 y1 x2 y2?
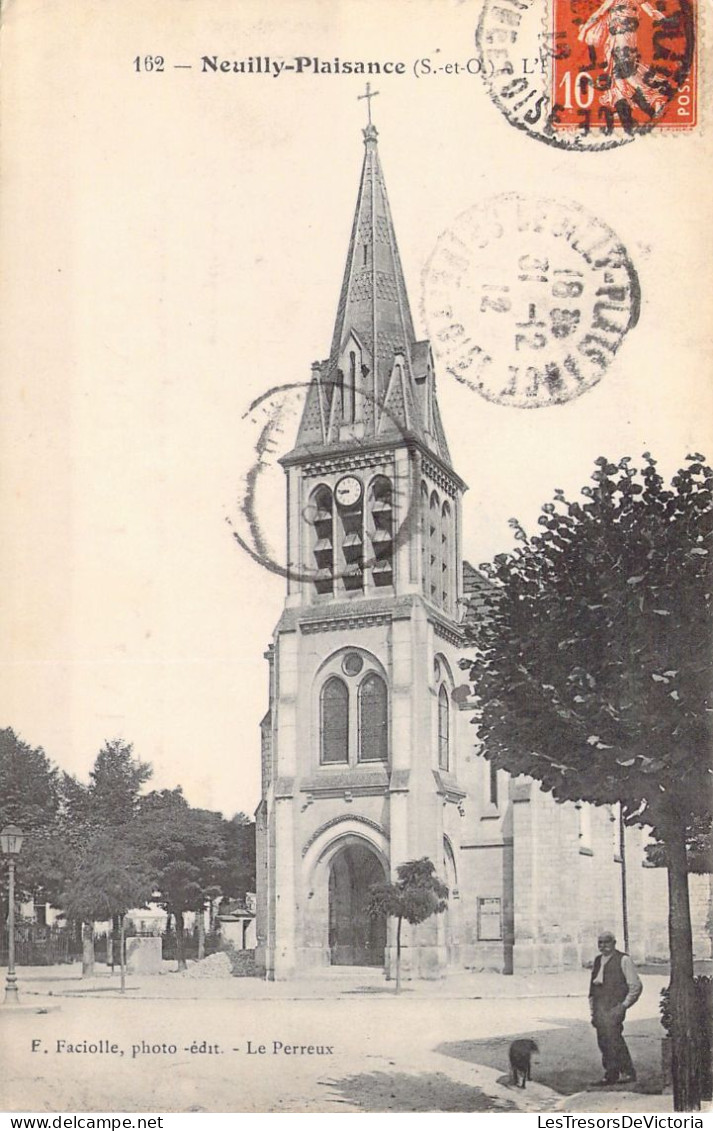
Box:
358 82 379 126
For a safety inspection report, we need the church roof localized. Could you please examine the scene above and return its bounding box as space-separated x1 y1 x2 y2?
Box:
462 561 499 628
288 122 452 469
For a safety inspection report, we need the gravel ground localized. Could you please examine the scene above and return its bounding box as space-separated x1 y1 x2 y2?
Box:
1 967 684 1114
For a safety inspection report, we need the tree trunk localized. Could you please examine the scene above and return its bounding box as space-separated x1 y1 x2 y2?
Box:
619 806 629 954
197 905 205 962
111 913 120 973
175 910 187 972
119 913 126 994
395 915 402 994
81 920 95 978
666 819 702 1111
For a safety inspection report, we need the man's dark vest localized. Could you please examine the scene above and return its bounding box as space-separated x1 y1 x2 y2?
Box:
590 949 629 1007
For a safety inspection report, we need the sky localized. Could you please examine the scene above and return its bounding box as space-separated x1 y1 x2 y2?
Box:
1 0 711 818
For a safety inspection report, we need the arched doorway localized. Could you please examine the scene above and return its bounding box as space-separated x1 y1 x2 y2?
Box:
443 836 459 965
328 841 386 966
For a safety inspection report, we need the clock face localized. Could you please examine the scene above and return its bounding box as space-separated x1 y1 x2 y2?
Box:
334 475 362 508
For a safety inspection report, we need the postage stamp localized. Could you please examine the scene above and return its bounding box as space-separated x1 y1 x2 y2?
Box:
476 0 697 150
551 0 698 132
421 194 641 409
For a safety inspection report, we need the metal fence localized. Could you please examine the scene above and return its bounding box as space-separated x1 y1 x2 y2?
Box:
160 928 222 961
0 923 83 966
0 924 223 966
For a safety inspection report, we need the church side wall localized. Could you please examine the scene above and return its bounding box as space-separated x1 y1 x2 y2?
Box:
631 851 712 964
453 700 513 973
503 790 631 973
690 873 713 961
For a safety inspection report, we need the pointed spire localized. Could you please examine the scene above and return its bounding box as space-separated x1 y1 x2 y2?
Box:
291 111 452 467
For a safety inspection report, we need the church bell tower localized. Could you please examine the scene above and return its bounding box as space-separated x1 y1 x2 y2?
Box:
256 101 468 980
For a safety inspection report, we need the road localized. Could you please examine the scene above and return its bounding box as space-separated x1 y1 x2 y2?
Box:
0 971 668 1114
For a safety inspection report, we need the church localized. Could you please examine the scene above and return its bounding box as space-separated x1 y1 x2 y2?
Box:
254 109 712 980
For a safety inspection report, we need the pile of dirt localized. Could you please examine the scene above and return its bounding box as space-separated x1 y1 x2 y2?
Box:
180 948 257 978
181 951 233 978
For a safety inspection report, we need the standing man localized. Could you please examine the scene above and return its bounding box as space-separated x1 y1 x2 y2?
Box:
589 930 643 1085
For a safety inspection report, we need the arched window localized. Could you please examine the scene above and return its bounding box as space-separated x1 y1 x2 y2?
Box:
429 491 440 604
489 761 498 807
310 484 334 596
337 339 360 428
441 501 452 612
420 482 430 597
358 673 388 762
369 475 393 588
438 684 449 770
321 677 349 764
346 351 356 425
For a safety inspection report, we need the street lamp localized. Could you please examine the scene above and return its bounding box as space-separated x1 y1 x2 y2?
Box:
1 825 25 1006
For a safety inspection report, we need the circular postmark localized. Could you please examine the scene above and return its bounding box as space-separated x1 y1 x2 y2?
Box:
421 194 641 409
230 381 420 584
476 0 696 151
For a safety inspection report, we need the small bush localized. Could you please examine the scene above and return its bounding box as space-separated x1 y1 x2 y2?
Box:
220 941 257 977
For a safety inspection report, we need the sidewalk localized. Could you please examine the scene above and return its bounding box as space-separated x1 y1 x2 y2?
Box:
15 960 605 1001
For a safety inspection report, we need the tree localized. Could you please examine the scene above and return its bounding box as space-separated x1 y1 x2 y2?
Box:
0 728 72 908
0 728 59 828
220 813 256 905
130 801 228 970
62 832 154 984
60 740 153 972
462 454 712 1111
366 858 448 992
137 787 189 819
154 860 203 970
59 771 95 846
88 739 152 828
645 813 713 876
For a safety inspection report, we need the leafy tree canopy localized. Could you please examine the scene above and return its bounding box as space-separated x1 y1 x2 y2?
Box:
0 727 59 830
88 739 152 827
138 787 189 818
44 740 153 910
463 454 712 844
221 813 256 901
61 832 155 923
0 728 70 904
368 857 449 925
130 804 230 914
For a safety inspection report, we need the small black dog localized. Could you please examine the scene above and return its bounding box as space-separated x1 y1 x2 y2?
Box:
509 1039 539 1088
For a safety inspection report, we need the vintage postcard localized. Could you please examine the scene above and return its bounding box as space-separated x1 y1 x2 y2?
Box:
1 0 711 1118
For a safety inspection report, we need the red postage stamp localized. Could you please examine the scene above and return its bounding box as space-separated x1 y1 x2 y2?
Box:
551 0 698 133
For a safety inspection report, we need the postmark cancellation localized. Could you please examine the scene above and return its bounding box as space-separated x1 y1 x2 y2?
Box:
422 194 641 409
